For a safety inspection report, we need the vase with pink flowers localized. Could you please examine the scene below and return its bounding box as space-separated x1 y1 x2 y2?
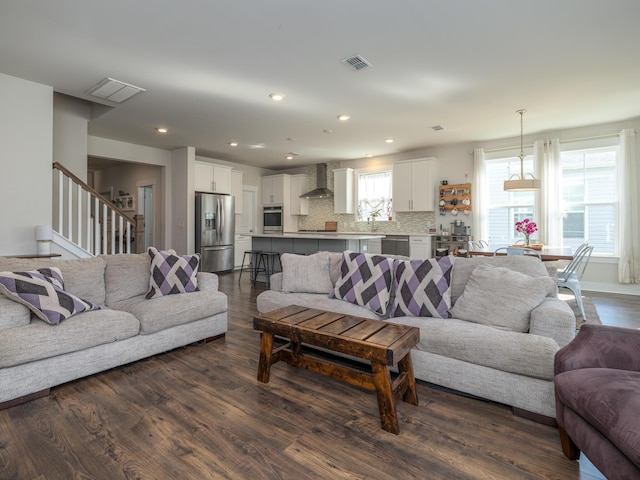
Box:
515 218 538 246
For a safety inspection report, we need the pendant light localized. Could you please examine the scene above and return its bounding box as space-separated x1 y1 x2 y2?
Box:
504 109 541 191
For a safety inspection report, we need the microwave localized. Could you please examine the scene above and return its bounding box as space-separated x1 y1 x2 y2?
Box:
263 206 283 233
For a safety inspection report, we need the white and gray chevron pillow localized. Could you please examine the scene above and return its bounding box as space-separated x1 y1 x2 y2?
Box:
329 251 394 315
0 267 100 325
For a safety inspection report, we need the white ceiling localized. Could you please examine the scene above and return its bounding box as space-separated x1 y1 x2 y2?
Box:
2 0 640 170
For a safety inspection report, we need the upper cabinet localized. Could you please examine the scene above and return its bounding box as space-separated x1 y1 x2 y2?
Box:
289 174 309 215
333 168 354 214
194 161 232 194
230 170 243 214
262 174 288 205
392 158 436 212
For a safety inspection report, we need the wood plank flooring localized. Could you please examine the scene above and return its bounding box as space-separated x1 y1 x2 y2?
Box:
0 272 637 479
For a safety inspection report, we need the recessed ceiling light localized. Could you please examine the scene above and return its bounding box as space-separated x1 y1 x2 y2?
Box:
323 129 333 134
385 138 394 143
229 141 238 147
337 114 351 121
365 154 373 158
286 155 293 160
269 93 285 101
156 127 168 134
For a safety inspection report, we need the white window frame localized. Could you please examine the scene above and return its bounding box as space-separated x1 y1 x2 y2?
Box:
355 166 393 222
559 140 619 256
483 149 538 245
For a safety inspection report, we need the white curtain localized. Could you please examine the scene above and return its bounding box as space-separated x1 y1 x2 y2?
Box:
618 128 640 283
471 148 488 242
534 139 562 246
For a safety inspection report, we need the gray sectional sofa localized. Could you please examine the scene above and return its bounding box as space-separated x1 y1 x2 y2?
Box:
256 251 576 420
0 252 227 406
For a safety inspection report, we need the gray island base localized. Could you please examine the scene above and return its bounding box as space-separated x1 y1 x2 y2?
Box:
250 232 386 281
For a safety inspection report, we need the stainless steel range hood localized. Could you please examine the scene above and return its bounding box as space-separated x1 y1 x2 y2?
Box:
300 163 333 198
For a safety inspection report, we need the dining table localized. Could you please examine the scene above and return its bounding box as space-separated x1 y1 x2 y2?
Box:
468 245 573 262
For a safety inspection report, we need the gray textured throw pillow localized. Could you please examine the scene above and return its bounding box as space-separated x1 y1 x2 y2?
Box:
281 251 333 293
450 263 556 332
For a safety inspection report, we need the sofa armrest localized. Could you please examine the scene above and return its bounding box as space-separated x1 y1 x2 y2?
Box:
269 272 283 291
554 324 640 375
197 272 219 291
529 297 576 348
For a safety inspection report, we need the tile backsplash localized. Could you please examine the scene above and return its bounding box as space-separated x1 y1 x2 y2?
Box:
297 160 436 233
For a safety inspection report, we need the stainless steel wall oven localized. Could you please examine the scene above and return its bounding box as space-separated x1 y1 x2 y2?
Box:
263 205 283 233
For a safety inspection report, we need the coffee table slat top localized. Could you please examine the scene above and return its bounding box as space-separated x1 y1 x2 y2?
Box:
254 305 419 366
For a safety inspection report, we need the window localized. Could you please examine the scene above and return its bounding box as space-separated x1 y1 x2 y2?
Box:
356 169 392 222
485 155 537 244
482 142 619 255
560 146 618 255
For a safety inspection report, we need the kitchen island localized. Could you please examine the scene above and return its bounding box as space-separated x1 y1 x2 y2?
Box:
251 232 386 256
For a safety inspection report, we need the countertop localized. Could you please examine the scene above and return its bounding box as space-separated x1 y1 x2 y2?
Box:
251 232 387 240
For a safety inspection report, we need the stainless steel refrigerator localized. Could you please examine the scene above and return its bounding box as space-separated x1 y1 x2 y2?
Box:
195 192 235 273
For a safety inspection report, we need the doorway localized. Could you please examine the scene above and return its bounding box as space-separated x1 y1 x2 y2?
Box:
237 188 257 234
137 183 154 250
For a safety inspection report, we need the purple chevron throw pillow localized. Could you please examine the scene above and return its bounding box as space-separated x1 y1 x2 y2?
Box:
390 256 454 318
0 267 100 325
146 247 200 299
329 252 394 315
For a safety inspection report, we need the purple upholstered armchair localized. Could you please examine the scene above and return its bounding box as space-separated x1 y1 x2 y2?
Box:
554 324 640 480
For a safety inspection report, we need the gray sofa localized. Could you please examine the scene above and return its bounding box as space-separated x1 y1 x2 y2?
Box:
0 252 227 406
256 251 576 420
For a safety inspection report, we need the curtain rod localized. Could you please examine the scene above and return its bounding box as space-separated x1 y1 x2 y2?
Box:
474 129 638 155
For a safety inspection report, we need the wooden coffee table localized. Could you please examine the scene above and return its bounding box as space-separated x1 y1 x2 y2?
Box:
253 305 420 434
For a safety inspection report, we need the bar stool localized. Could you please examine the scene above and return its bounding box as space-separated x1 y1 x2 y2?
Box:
257 251 282 288
238 249 262 284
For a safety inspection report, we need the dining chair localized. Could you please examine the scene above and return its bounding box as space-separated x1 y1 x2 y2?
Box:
494 246 542 260
557 245 594 319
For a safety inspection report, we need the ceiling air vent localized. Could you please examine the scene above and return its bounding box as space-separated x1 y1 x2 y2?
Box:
87 77 146 103
341 54 372 71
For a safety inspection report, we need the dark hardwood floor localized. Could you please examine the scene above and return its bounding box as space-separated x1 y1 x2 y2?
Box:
0 272 637 479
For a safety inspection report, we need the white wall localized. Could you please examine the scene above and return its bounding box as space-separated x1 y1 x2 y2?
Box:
0 73 53 256
170 147 195 254
53 93 91 180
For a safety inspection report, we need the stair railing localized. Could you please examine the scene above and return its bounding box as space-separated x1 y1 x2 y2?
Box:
52 162 140 255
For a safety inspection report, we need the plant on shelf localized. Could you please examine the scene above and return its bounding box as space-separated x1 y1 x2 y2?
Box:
515 218 538 246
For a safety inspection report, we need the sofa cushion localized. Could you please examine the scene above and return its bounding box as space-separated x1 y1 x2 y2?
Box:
329 252 394 316
257 290 383 320
0 256 106 305
0 268 100 325
390 256 454 318
450 256 552 305
146 247 200 299
281 251 333 293
388 315 559 380
0 308 139 368
103 253 151 305
555 368 640 464
450 263 557 332
111 289 227 335
0 294 31 330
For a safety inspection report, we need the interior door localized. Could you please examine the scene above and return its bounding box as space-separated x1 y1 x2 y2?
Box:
237 188 256 234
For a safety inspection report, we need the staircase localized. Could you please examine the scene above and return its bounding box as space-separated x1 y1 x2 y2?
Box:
52 163 143 257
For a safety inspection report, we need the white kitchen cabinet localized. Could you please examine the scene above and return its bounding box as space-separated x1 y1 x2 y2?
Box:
368 237 382 254
234 234 253 269
261 175 288 205
194 161 232 194
392 158 436 212
289 174 309 215
230 170 243 214
410 235 432 259
333 168 354 214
